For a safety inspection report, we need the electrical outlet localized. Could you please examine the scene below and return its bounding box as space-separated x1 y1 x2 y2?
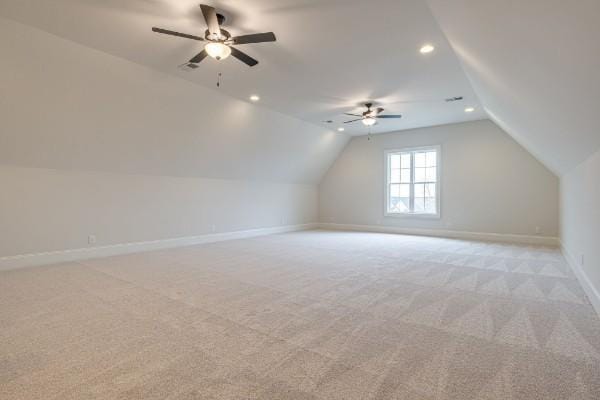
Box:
88 235 96 245
535 226 541 235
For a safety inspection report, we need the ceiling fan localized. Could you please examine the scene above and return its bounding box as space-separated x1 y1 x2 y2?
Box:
152 4 276 67
344 103 402 126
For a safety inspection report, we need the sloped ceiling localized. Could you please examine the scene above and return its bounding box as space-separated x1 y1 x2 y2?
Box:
0 0 486 136
0 16 348 184
426 0 600 175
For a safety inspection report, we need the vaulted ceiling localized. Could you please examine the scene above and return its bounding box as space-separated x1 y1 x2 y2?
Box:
0 0 485 136
1 0 598 176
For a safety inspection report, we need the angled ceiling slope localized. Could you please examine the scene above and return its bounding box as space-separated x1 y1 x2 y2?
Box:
0 16 348 185
426 0 600 175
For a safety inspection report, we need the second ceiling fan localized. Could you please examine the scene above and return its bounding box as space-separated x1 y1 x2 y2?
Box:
344 103 402 126
152 4 276 67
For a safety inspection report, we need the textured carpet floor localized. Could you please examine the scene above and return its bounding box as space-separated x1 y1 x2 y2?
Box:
1 230 600 399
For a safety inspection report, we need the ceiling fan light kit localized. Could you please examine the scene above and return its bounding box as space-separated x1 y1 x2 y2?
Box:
205 42 231 60
362 117 377 126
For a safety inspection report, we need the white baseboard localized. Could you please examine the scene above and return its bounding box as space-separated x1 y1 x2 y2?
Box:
317 222 559 246
0 223 318 271
561 243 600 317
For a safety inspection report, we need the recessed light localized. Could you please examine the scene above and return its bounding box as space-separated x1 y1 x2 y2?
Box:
249 95 260 102
420 44 435 54
464 107 475 113
337 127 345 132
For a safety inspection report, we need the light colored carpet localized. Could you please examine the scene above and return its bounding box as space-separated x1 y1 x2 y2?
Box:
1 230 600 399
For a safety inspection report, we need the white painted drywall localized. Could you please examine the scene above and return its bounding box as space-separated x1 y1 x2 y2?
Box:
0 17 347 258
319 120 559 237
561 148 600 304
0 166 317 257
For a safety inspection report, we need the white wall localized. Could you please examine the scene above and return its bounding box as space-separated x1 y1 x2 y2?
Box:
0 18 347 260
319 120 559 238
0 166 317 257
561 148 600 309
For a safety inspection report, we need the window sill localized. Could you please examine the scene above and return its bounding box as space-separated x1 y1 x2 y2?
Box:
384 212 441 220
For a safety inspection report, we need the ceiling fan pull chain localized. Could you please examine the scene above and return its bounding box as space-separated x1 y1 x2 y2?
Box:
217 72 222 87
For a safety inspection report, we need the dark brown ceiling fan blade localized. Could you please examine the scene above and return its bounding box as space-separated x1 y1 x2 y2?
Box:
377 115 403 119
230 47 258 67
200 4 221 37
189 50 208 64
344 113 363 117
232 32 277 45
152 27 204 41
375 107 384 114
344 119 363 124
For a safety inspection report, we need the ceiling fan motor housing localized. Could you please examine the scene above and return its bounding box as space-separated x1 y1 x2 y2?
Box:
206 28 231 41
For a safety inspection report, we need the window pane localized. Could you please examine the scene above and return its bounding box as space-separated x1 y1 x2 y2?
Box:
390 168 400 183
414 183 425 198
425 197 436 213
415 167 426 182
401 153 411 168
392 197 410 213
415 152 426 167
425 183 436 197
399 198 410 212
426 151 437 167
400 183 410 197
400 168 411 183
389 183 410 213
426 166 437 182
386 148 439 215
414 197 425 213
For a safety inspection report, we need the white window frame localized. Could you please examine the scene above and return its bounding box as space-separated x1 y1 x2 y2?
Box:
384 145 441 218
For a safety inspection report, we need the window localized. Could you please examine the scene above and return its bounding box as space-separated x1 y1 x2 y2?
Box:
385 146 440 216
